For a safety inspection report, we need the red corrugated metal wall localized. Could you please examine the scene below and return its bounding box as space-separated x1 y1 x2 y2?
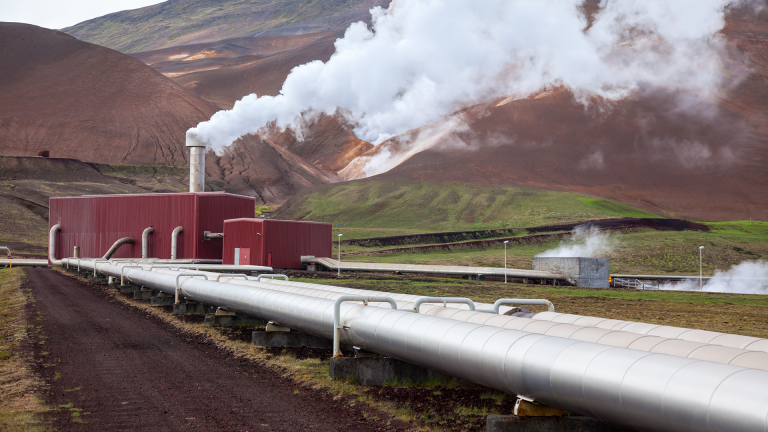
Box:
222 219 332 269
49 193 255 261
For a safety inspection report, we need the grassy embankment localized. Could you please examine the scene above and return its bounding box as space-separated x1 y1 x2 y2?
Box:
273 180 660 239
0 268 47 431
275 181 768 276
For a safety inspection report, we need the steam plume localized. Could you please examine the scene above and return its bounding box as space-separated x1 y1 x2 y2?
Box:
537 225 614 258
659 260 768 294
187 0 745 152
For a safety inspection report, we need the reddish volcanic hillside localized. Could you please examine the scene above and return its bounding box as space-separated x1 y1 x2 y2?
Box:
346 9 768 222
0 23 218 165
134 31 373 176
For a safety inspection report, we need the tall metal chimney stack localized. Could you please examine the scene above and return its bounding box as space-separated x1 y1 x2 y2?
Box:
186 132 205 192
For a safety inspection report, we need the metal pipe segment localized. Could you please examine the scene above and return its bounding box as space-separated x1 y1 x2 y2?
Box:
142 227 154 259
85 261 768 369
61 259 768 432
103 237 136 259
531 311 768 354
0 246 10 257
171 226 183 260
255 277 768 356
0 259 49 267
49 224 62 266
206 275 768 370
303 257 575 283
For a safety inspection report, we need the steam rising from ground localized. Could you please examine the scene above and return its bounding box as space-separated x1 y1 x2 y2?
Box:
537 225 614 258
187 0 746 152
659 260 768 294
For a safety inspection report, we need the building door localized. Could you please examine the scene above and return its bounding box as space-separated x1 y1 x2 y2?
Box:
239 248 250 266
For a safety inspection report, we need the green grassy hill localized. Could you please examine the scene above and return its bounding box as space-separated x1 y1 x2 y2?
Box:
63 0 387 53
272 180 660 238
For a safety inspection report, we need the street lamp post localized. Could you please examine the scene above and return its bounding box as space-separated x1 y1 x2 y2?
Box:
338 234 343 276
504 240 509 284
699 246 704 292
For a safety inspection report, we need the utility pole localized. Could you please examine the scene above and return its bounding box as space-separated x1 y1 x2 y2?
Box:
338 233 343 276
504 240 509 284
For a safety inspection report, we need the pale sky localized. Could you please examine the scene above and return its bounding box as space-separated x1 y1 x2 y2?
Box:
0 0 167 30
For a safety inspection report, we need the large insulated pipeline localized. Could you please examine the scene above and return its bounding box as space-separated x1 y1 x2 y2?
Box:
103 237 136 259
186 133 205 193
142 227 154 259
171 226 183 260
48 224 62 266
217 276 768 369
254 278 768 356
63 260 768 432
0 246 10 257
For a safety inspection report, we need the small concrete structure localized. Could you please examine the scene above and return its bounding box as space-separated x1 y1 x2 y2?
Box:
252 330 339 349
150 292 175 306
329 357 471 386
173 302 215 315
532 257 610 288
486 415 627 432
203 313 265 327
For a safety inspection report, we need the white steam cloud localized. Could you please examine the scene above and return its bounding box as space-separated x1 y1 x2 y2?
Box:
187 0 745 152
658 260 768 294
537 225 614 258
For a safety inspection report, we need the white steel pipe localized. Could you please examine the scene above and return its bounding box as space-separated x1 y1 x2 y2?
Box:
48 224 62 266
142 227 154 259
61 260 768 432
0 246 10 257
103 237 136 259
257 277 768 356
171 226 183 260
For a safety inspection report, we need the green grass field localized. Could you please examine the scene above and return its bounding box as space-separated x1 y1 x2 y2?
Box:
274 180 660 238
336 223 768 276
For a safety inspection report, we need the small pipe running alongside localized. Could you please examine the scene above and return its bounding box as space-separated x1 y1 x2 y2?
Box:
142 227 154 259
103 237 136 259
171 226 183 260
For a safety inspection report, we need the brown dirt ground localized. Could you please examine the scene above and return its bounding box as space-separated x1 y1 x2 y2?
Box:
23 268 412 431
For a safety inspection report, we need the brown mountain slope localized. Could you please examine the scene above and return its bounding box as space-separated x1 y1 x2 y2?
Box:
151 32 341 108
0 23 340 207
134 31 373 174
0 23 217 165
340 9 768 222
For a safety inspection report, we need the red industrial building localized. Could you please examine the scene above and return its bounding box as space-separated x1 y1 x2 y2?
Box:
222 219 332 269
49 193 255 260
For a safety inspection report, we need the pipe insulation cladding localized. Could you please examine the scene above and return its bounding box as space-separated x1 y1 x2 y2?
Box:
186 133 205 192
253 278 768 356
69 259 768 432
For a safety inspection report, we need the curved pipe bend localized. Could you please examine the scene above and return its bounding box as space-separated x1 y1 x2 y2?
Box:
171 226 183 260
48 224 62 266
103 237 136 259
142 227 154 259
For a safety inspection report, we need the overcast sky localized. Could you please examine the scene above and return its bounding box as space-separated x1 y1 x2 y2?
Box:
0 0 166 30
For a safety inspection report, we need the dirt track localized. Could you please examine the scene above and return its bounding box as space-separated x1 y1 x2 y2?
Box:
25 268 406 431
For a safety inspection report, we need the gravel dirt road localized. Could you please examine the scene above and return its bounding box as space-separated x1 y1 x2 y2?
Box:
24 268 408 431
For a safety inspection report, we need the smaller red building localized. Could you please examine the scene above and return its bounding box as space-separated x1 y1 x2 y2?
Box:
222 219 332 269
